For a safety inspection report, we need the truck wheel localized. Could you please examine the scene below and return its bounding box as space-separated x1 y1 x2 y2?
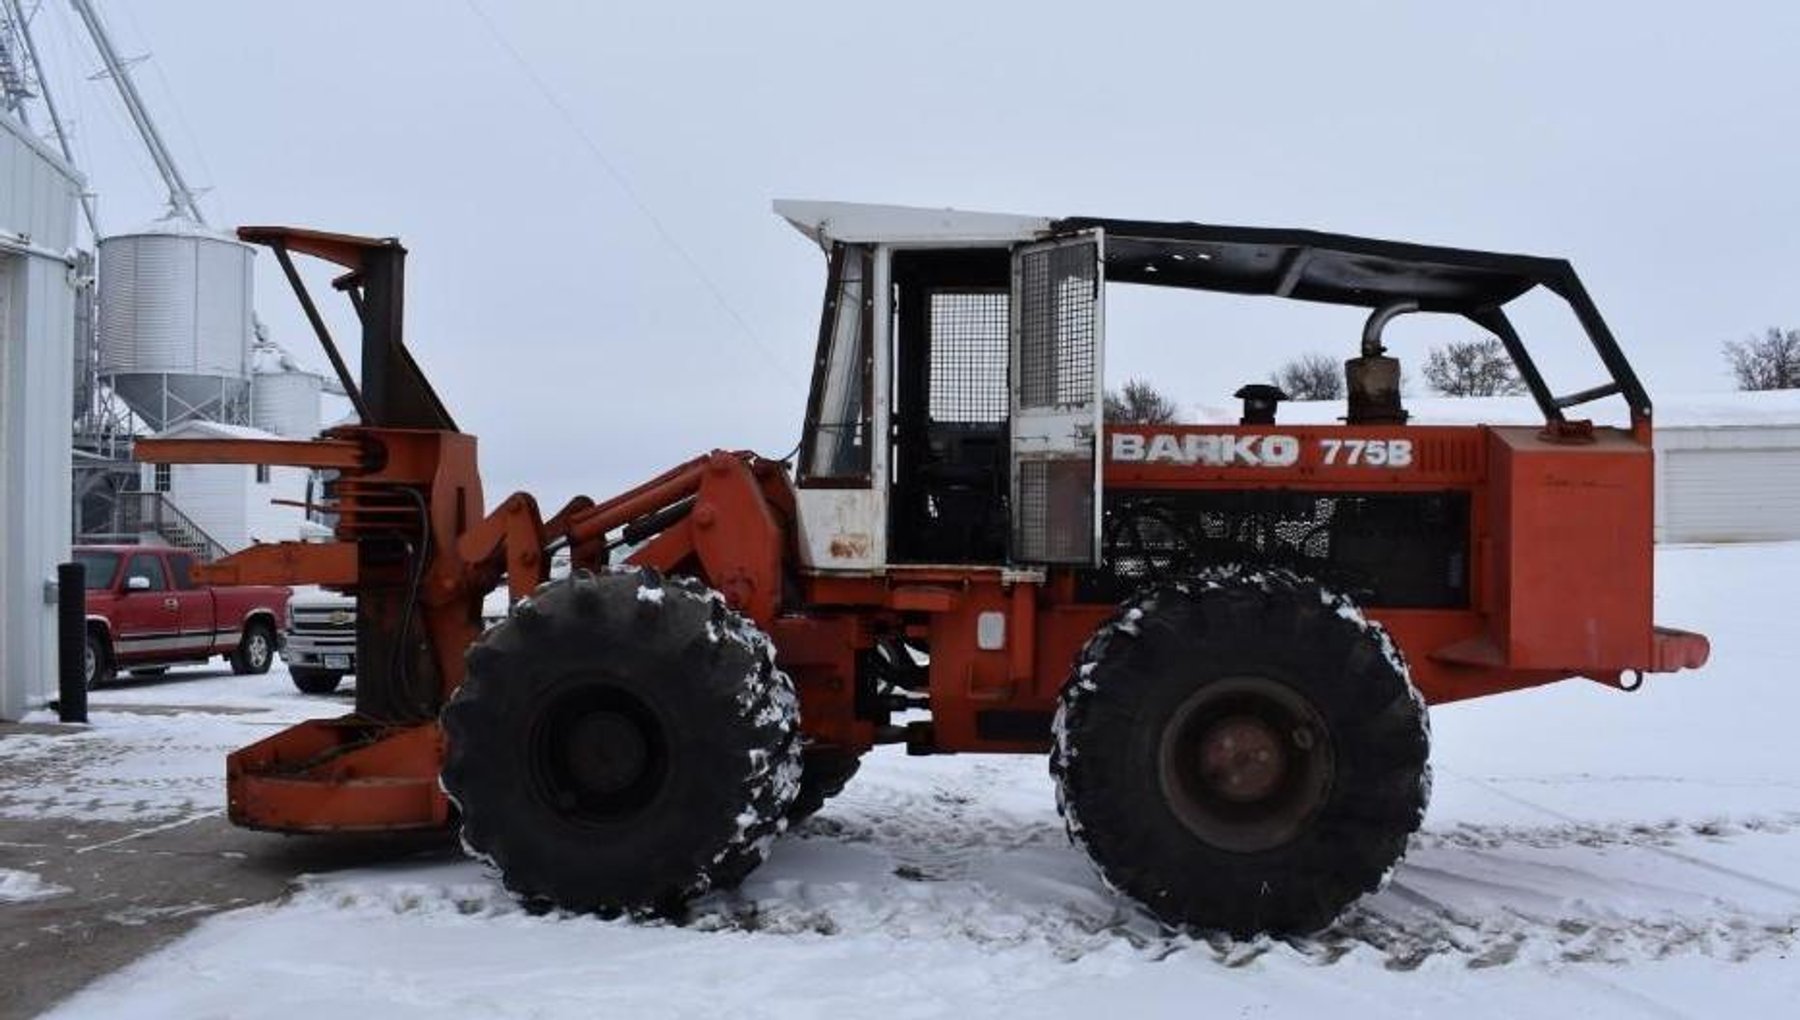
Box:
290 668 343 695
786 750 862 823
442 569 802 916
1050 569 1430 937
230 620 276 675
85 630 115 689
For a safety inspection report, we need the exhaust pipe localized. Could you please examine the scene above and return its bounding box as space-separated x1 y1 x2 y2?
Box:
1346 300 1416 425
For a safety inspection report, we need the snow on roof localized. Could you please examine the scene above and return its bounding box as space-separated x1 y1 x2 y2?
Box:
774 200 1050 248
151 420 283 441
1193 390 1800 429
1637 389 1800 427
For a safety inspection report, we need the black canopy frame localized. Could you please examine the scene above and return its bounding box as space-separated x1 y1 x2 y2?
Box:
1052 216 1650 425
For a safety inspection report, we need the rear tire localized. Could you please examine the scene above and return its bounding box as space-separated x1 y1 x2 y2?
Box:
1050 568 1430 937
230 620 276 675
290 667 343 695
442 569 801 916
786 750 862 823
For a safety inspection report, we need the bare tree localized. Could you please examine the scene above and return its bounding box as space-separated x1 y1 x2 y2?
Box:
1271 353 1344 400
1422 338 1524 397
1104 378 1179 424
1723 327 1800 390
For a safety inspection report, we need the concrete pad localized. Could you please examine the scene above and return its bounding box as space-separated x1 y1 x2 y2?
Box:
0 811 454 1019
0 669 452 1017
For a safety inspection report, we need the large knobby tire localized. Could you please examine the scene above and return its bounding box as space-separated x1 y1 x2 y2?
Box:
290 667 343 695
441 569 802 916
1050 568 1430 937
230 620 276 675
786 750 862 824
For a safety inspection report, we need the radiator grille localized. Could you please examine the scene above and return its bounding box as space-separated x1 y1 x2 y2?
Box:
1080 489 1470 607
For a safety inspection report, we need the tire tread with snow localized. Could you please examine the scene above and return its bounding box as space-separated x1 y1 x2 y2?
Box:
1050 567 1431 937
441 569 802 916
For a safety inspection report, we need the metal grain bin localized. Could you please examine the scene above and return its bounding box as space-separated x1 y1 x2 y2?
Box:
251 369 323 439
97 217 253 430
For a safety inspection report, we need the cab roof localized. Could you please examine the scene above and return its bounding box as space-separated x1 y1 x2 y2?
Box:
775 199 1572 315
775 200 1649 423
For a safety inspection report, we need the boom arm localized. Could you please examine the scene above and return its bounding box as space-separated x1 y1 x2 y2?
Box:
134 226 796 834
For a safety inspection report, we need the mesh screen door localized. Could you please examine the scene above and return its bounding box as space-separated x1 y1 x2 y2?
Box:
1009 231 1104 564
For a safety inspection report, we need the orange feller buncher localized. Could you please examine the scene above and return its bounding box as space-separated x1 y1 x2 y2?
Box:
139 202 1708 936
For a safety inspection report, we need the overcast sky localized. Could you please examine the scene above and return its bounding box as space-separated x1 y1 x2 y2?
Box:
22 0 1800 505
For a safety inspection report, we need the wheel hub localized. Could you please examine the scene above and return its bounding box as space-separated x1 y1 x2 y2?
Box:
530 684 669 825
564 711 651 796
1158 675 1334 853
1196 715 1288 803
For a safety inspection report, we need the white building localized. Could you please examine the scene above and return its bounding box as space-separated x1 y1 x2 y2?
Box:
1 113 82 721
140 420 312 554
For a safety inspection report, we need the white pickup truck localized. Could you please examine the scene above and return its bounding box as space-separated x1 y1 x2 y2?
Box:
282 588 511 694
280 588 357 693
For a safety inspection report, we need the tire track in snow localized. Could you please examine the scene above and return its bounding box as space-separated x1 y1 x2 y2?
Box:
1441 767 1800 898
685 765 1800 970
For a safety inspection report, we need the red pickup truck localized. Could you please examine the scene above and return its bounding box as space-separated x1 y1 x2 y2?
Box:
77 545 292 687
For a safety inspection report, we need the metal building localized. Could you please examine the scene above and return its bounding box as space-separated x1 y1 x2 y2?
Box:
1 111 81 721
138 419 311 555
1652 393 1800 543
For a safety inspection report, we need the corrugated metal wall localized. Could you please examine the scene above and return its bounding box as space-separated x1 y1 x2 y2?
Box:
1 115 80 721
1659 426 1800 543
250 371 323 439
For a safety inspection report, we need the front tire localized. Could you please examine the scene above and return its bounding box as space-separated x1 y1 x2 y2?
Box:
290 667 343 695
230 620 275 675
441 569 802 916
1050 569 1430 937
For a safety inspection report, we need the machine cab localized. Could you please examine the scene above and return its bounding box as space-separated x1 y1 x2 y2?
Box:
780 200 1106 573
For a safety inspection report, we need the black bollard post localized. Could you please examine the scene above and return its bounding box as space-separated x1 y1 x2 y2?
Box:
57 562 88 724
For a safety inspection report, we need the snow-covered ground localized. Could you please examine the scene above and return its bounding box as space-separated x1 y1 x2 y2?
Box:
12 543 1800 1018
2 670 334 826
0 868 71 904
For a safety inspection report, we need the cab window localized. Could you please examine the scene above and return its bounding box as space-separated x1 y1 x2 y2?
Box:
125 553 168 592
798 244 873 484
166 552 198 591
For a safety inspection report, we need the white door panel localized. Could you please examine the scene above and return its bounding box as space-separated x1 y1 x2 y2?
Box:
795 487 885 570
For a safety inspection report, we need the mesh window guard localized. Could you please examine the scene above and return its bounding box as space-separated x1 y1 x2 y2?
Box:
927 290 1009 423
1017 243 1097 410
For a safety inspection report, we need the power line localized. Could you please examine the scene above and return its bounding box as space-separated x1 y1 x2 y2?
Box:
460 0 800 393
